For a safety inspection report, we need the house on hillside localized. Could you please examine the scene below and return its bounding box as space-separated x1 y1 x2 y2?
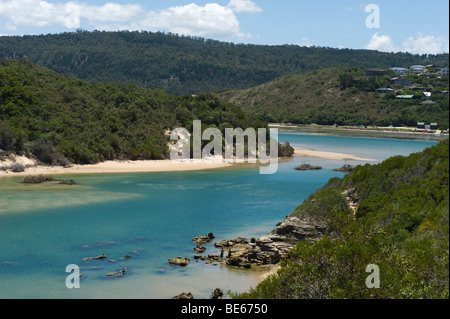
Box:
365 68 390 76
390 67 410 75
396 95 414 100
408 85 425 91
423 92 432 99
376 88 394 94
420 100 436 105
390 77 411 86
417 122 425 129
410 65 427 74
436 67 449 75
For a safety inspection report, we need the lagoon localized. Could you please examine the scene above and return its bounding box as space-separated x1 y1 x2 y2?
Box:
0 130 440 299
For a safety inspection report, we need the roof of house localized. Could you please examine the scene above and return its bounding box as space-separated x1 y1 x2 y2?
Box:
396 95 414 99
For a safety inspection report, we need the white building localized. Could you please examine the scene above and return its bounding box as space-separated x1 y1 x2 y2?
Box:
390 67 410 75
436 67 449 75
410 65 427 74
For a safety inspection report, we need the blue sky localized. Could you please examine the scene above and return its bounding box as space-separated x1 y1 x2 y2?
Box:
0 0 448 54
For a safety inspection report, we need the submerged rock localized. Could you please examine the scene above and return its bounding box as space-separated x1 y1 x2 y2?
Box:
83 254 107 261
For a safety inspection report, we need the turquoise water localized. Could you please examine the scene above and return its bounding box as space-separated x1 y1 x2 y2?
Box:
0 131 440 299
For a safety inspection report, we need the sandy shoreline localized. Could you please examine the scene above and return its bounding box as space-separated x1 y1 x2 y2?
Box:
0 159 235 177
293 147 376 161
0 146 377 177
269 123 448 138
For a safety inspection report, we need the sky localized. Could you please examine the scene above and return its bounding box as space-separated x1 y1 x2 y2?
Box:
0 0 449 54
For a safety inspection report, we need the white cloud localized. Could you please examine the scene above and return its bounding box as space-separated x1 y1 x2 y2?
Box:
0 0 143 29
365 33 398 52
298 37 313 48
402 32 449 55
140 3 245 38
0 0 262 39
228 0 262 13
366 32 449 54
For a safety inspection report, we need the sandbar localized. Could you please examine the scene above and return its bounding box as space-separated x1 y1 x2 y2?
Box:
0 158 233 177
294 147 376 161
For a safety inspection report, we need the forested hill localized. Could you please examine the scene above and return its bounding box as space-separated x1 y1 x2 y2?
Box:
218 67 450 129
240 139 449 299
0 59 264 165
0 31 448 95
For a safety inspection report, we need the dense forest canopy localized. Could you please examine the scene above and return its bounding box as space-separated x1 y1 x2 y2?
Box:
218 67 450 129
0 59 271 165
238 139 449 299
0 30 448 95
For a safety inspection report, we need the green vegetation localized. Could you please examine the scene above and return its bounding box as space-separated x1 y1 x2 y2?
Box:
0 59 271 165
0 31 448 95
238 140 449 299
218 67 449 129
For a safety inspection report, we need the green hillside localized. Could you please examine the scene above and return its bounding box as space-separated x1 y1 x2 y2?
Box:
218 67 450 129
0 59 265 165
238 139 449 299
0 31 448 95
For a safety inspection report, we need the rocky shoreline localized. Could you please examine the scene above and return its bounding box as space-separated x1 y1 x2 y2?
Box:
169 215 328 299
171 214 328 272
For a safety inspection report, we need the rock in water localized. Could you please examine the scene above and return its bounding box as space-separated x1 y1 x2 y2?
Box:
168 257 190 266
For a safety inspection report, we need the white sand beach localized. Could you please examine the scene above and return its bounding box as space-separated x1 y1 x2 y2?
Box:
0 158 233 177
0 147 376 177
293 147 376 161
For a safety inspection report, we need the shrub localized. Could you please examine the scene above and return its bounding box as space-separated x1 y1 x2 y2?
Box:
10 162 25 172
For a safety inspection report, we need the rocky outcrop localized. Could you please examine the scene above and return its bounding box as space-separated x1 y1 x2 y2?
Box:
214 237 248 248
226 216 327 268
169 257 190 266
342 188 359 215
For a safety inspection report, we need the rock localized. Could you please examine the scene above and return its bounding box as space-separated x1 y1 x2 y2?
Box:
333 164 355 172
295 163 322 171
59 179 76 185
194 254 203 259
83 254 107 261
207 254 221 261
194 243 207 253
225 215 328 269
214 237 249 248
168 257 190 266
272 216 327 242
106 268 127 277
193 233 215 244
124 254 132 259
211 288 223 299
172 292 194 300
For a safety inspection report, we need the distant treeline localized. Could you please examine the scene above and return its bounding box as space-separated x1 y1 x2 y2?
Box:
0 59 273 165
0 30 448 95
